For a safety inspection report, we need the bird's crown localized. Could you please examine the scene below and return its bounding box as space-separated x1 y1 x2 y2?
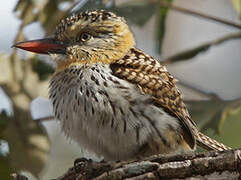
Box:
55 10 121 40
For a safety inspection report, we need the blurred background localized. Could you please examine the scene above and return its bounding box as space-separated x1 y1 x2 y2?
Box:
0 0 240 179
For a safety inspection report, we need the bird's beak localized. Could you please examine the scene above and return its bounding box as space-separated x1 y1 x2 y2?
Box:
12 38 66 54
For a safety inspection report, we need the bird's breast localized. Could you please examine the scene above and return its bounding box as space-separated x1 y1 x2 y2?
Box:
49 63 185 160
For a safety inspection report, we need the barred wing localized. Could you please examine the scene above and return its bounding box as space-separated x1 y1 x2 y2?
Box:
110 48 196 149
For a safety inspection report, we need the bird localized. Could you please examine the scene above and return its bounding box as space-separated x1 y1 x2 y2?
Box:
13 9 230 161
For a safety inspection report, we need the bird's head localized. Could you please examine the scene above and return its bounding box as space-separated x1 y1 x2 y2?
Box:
13 10 135 72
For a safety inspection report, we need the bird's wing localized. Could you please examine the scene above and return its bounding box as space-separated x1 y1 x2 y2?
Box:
110 48 197 149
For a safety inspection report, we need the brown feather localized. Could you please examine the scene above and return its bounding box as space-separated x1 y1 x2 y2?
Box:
110 48 197 149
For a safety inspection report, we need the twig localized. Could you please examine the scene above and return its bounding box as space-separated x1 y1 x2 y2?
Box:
34 116 54 122
178 81 222 101
160 1 241 30
161 32 241 64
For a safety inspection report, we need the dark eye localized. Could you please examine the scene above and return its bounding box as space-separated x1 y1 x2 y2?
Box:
80 33 91 42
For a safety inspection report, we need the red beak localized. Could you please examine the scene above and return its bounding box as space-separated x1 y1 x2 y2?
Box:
12 38 66 54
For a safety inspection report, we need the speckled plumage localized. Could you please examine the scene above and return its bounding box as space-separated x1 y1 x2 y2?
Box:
49 46 199 160
14 10 230 161
50 61 186 160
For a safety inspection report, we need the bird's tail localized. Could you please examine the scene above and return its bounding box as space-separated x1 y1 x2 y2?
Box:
195 132 231 151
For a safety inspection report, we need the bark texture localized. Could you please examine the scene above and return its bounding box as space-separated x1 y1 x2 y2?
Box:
55 148 241 180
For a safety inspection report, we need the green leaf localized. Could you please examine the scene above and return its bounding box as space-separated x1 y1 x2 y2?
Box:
0 111 9 133
186 100 226 133
0 156 13 180
231 0 241 19
157 0 174 54
74 0 157 26
31 56 54 81
186 98 241 134
113 1 157 26
216 109 241 148
1 105 50 178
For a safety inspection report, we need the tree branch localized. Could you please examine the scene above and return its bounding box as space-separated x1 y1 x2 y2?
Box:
52 149 241 180
178 81 222 101
161 32 241 64
159 1 241 30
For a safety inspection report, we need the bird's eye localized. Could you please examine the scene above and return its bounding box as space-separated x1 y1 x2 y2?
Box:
80 33 91 42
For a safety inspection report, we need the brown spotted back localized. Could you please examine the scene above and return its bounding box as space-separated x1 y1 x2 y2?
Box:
110 48 197 149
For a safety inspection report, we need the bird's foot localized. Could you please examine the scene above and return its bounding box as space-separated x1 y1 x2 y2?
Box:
74 157 92 173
